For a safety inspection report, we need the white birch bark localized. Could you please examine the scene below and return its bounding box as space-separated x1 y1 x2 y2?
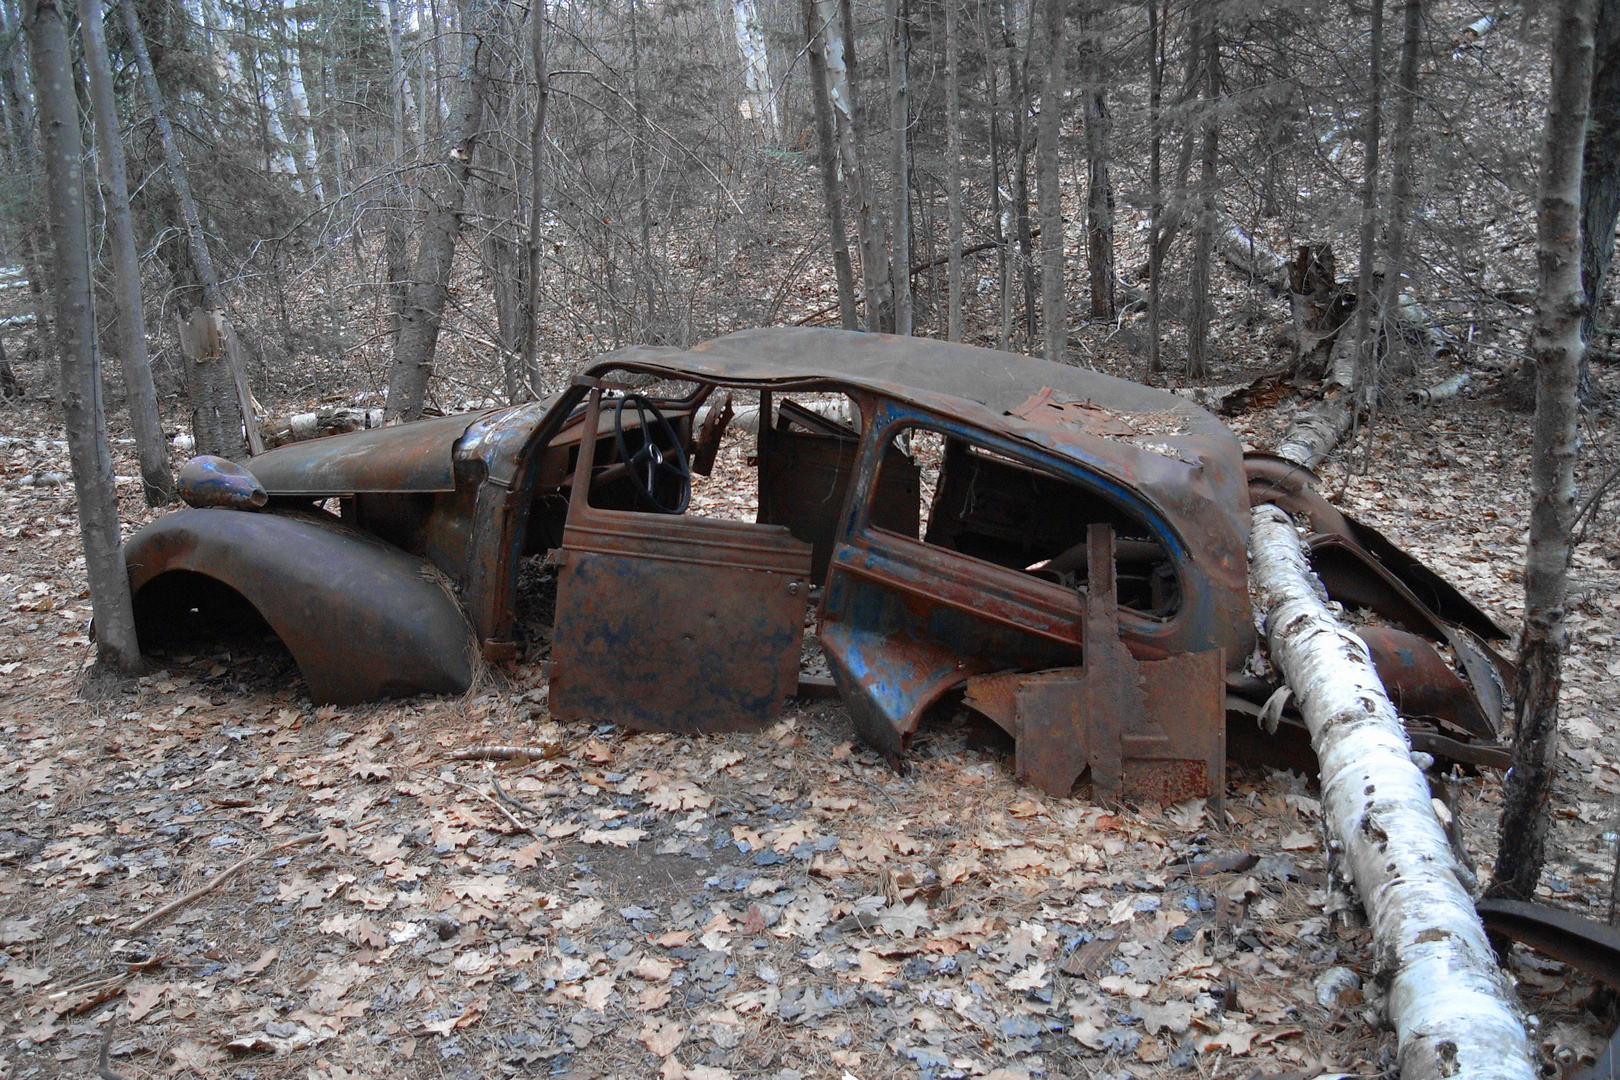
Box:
281 0 323 202
1274 396 1352 469
1249 504 1534 1080
732 0 778 137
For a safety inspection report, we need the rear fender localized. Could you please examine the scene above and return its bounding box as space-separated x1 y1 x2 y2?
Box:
125 508 475 704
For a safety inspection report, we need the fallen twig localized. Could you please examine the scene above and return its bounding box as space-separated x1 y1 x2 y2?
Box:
98 1018 124 1080
127 832 321 933
450 744 564 762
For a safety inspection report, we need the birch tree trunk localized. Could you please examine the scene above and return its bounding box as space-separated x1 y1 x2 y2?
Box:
886 0 912 336
1250 505 1534 1080
816 0 890 332
733 0 779 138
1376 0 1422 378
383 0 502 422
1036 0 1063 362
521 0 550 390
120 0 256 461
1488 0 1596 905
804 0 858 331
1351 0 1385 403
24 0 142 672
79 0 171 506
944 0 962 341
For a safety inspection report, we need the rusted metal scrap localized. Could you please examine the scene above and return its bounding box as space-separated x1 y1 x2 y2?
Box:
964 525 1225 806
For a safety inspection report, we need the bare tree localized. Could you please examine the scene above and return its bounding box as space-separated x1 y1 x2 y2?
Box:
1036 0 1064 362
1375 0 1422 377
1350 0 1385 403
383 0 504 422
887 0 912 336
1186 0 1220 379
521 0 551 388
1146 0 1164 373
80 0 171 506
24 0 141 671
817 0 890 332
1080 0 1114 320
1488 0 1596 905
120 0 255 460
804 0 858 331
943 0 962 341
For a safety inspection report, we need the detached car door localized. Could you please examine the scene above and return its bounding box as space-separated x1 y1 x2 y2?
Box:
548 387 815 733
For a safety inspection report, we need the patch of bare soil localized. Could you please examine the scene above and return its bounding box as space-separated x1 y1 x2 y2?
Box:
0 352 1618 1080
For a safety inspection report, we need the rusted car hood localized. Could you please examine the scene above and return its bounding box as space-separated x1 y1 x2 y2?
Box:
248 409 485 496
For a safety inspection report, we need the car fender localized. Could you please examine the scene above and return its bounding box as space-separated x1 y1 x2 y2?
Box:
125 508 476 704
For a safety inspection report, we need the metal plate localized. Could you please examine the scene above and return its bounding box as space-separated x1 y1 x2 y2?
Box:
549 508 813 733
125 508 475 704
249 410 478 495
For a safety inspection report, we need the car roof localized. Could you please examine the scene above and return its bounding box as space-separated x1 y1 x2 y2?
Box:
589 327 1235 464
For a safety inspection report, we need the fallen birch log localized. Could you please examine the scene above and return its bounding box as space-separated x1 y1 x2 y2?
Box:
1274 394 1353 469
1249 504 1533 1080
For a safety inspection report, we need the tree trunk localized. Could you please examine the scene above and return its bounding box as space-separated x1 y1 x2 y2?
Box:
1080 3 1114 320
24 0 141 672
804 0 857 331
1376 0 1423 378
984 6 1011 352
521 0 550 390
1146 0 1163 373
120 0 257 460
1350 0 1385 403
887 0 912 336
1489 0 1596 906
1580 0 1620 357
80 0 172 506
1006 0 1036 351
1250 505 1535 1080
1036 0 1063 362
380 0 412 342
383 0 502 422
817 0 890 332
629 0 655 337
0 0 54 383
733 0 779 137
1186 1 1219 379
944 0 962 341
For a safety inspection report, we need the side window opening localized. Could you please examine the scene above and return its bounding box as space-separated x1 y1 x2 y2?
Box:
872 425 1182 618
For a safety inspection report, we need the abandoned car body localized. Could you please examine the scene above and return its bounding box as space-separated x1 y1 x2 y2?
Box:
124 328 1511 800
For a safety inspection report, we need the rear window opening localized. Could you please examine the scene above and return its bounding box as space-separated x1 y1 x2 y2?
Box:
871 424 1182 618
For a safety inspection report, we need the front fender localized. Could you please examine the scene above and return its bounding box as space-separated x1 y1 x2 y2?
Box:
125 508 475 704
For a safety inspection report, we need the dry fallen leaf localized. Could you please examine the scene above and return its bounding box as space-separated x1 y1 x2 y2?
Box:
125 982 168 1022
639 1016 686 1057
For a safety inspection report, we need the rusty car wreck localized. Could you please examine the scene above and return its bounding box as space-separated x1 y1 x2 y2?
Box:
124 328 1514 801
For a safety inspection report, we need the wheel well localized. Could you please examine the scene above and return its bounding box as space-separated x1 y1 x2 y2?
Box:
132 570 277 650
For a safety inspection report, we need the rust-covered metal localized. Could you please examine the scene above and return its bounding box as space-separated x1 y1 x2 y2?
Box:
1476 899 1620 988
961 526 1225 806
125 508 475 703
548 389 814 732
177 455 267 510
126 328 1508 792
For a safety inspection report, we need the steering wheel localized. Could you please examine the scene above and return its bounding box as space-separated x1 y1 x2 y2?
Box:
612 394 691 514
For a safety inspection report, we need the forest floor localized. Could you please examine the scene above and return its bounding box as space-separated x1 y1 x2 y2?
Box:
1 330 1620 1080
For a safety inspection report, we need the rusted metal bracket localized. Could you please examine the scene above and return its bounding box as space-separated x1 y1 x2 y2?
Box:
965 524 1225 808
1475 898 1620 988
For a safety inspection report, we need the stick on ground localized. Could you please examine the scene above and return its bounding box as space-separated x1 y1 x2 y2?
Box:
127 832 321 933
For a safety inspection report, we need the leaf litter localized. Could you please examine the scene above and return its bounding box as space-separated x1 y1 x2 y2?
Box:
2 360 1619 1079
